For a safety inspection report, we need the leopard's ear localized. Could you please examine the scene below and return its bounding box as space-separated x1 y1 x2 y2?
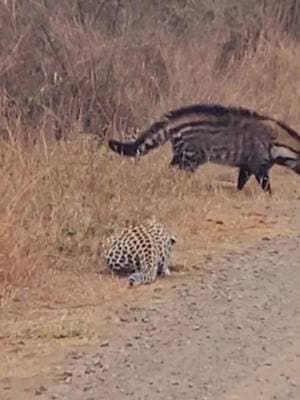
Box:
170 236 176 245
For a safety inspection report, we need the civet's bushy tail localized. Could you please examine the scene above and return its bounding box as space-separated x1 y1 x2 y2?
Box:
108 120 170 157
108 103 300 193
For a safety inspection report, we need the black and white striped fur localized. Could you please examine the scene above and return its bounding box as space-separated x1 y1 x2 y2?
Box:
108 103 300 194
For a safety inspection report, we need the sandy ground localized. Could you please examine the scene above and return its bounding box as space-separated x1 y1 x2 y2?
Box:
1 201 299 400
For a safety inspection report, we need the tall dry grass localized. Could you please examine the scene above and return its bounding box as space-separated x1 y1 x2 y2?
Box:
0 1 300 308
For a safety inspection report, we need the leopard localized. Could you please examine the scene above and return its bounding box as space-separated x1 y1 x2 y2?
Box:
103 219 176 287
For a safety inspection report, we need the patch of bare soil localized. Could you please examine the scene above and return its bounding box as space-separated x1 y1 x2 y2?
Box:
1 200 299 400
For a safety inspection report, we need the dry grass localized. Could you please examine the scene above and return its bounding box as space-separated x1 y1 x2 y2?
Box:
1 3 300 387
0 130 299 309
0 4 300 322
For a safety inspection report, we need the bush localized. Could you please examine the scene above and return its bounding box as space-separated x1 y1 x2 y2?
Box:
1 0 299 139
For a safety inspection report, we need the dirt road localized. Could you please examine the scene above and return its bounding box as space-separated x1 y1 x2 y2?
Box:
2 230 300 400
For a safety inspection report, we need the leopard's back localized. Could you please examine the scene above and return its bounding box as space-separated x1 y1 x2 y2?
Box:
103 219 176 285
